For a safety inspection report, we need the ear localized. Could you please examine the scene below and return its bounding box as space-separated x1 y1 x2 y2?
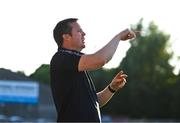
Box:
62 34 71 40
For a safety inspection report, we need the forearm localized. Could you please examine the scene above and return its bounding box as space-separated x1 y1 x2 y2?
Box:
94 35 120 65
97 86 115 107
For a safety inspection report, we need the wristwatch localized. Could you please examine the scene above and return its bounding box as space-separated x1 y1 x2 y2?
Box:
108 85 116 93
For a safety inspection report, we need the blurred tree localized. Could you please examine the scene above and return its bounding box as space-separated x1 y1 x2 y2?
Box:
30 64 50 85
170 73 180 119
109 19 178 119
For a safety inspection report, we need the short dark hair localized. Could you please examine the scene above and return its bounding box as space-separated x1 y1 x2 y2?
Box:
53 18 78 47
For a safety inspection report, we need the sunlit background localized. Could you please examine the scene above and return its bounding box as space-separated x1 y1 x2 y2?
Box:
0 0 179 75
0 0 180 122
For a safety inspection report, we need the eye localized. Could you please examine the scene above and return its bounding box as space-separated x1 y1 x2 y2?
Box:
78 29 82 32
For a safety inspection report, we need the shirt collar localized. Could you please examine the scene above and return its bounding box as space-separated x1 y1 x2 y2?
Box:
58 47 84 56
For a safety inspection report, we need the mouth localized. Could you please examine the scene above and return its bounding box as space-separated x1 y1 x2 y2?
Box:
82 37 85 43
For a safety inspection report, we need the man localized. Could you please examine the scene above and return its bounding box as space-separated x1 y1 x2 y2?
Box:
50 18 136 122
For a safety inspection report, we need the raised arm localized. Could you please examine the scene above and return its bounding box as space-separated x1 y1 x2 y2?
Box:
78 28 136 71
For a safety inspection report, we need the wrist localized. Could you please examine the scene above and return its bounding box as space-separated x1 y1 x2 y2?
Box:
108 85 117 93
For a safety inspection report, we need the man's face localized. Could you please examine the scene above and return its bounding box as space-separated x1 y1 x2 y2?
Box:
69 22 86 51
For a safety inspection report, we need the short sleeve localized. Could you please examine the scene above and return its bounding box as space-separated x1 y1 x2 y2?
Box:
53 52 82 72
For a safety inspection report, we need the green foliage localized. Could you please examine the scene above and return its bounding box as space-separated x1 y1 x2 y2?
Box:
110 19 178 119
30 64 50 85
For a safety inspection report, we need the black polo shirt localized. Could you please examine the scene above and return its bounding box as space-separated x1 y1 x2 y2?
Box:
50 47 101 122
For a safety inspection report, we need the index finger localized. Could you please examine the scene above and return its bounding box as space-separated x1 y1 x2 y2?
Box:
133 31 141 35
130 28 141 35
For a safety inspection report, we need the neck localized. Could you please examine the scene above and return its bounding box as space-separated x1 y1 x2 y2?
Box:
61 44 82 52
